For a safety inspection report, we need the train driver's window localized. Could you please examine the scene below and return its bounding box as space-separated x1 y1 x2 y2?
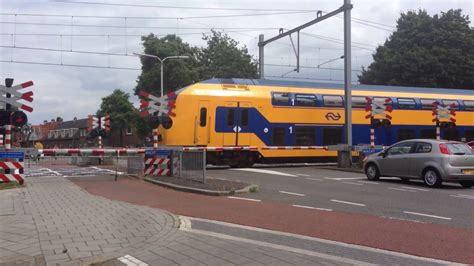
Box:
272 127 286 146
199 108 207 127
323 95 343 107
351 96 367 108
397 98 416 109
273 92 289 105
464 100 474 111
295 94 317 106
227 109 235 127
420 99 437 110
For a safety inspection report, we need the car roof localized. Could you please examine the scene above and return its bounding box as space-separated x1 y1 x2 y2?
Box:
395 139 464 145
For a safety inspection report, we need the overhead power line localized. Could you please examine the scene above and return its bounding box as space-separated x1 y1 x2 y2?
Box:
264 63 362 72
0 59 140 70
52 1 318 12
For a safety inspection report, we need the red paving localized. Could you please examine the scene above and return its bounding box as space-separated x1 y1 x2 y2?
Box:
73 177 474 264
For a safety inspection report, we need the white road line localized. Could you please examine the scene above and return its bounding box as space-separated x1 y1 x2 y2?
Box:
279 191 305 197
357 180 379 185
388 187 416 193
118 255 148 266
324 177 364 181
330 199 366 207
231 168 297 177
403 211 452 220
305 177 323 181
296 174 311 177
341 181 363 186
293 205 333 211
457 194 474 198
450 194 474 200
227 196 261 202
399 186 429 192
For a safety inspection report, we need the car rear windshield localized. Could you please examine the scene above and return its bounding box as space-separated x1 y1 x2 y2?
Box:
446 143 474 155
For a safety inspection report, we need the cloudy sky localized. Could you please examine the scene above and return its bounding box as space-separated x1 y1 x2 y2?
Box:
0 0 472 124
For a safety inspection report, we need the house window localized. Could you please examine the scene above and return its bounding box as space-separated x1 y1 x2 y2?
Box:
294 127 315 146
126 127 133 136
272 127 286 146
322 128 343 145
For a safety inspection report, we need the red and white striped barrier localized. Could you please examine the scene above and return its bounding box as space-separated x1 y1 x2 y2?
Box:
0 134 3 146
144 157 171 176
5 125 11 151
0 161 24 184
39 148 145 156
261 146 328 150
0 174 24 184
181 146 258 152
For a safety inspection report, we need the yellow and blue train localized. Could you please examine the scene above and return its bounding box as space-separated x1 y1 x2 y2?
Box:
158 78 474 167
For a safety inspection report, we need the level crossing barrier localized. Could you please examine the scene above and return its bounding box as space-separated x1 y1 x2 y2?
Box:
0 151 25 184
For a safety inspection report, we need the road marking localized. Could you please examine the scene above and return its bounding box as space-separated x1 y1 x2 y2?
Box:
279 191 305 197
118 255 148 266
342 181 363 186
181 216 458 265
403 211 452 220
450 194 474 200
296 174 311 177
227 196 261 202
305 177 323 181
330 199 366 207
324 177 364 181
231 168 297 177
357 180 379 185
388 187 416 192
292 205 332 211
399 186 429 192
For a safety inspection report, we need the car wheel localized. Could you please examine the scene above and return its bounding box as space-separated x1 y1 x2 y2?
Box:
459 181 473 188
365 164 380 181
423 168 442 188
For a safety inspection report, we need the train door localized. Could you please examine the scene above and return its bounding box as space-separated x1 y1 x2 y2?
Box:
194 101 209 145
223 101 251 146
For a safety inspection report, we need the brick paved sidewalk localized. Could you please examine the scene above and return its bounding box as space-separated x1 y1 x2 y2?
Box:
0 177 353 265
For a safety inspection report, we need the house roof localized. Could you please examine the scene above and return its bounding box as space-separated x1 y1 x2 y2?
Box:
57 118 88 129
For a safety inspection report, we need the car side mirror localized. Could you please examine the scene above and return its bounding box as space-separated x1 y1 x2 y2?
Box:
380 151 387 158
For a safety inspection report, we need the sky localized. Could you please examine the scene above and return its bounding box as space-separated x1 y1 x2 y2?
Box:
0 0 472 124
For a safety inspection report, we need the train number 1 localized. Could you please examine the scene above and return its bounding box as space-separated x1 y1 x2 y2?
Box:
289 126 293 134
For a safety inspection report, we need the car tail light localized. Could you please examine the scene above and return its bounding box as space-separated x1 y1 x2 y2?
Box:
439 144 450 155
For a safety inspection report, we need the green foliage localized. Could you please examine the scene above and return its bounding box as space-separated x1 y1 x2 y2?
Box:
198 30 258 79
249 185 259 193
97 89 139 145
135 34 200 97
359 9 474 89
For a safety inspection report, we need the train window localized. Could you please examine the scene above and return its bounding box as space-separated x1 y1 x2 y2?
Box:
464 100 474 111
397 98 416 109
442 100 459 108
420 129 436 139
241 109 249 127
420 99 437 110
323 95 343 107
199 108 207 127
444 128 460 141
295 94 317 106
227 109 235 127
273 92 289 105
322 128 343 145
464 130 474 142
397 129 416 141
272 127 286 146
294 128 315 146
352 96 367 108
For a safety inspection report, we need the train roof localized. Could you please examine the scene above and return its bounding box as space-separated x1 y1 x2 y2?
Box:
199 78 474 96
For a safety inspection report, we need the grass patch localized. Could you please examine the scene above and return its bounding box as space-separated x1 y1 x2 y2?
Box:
249 185 259 193
0 182 22 190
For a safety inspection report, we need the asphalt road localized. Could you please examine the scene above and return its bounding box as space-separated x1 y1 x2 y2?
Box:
208 166 474 228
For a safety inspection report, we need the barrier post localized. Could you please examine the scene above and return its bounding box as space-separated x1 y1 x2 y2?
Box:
370 128 375 148
436 126 440 140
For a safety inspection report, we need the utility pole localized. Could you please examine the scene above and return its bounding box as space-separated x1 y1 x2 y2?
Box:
343 0 353 166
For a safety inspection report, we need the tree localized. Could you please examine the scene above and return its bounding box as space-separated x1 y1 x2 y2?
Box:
135 34 200 96
359 9 474 89
97 89 139 147
198 30 258 79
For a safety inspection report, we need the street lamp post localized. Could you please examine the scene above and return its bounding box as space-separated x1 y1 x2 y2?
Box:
133 53 189 97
